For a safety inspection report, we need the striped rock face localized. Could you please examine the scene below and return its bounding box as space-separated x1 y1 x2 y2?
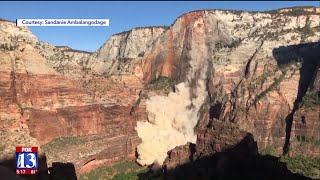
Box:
0 20 146 173
0 8 319 176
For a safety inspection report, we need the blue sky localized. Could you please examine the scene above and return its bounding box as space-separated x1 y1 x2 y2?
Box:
0 1 319 52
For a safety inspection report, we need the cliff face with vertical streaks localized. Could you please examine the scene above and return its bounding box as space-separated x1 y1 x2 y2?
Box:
134 10 320 157
0 7 319 178
0 19 146 173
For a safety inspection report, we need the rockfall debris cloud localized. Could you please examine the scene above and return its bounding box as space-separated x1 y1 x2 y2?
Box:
135 19 210 166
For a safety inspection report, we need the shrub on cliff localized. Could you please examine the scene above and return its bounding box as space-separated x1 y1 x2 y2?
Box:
147 76 175 91
296 135 320 146
300 92 320 108
79 164 114 180
42 136 85 150
0 144 4 153
280 155 320 179
253 72 286 104
80 161 148 180
112 171 140 180
0 43 17 51
285 9 315 16
266 7 319 16
260 145 278 156
296 24 315 41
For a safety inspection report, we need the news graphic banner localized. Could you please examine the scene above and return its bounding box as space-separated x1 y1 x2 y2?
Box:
16 146 38 175
16 19 109 26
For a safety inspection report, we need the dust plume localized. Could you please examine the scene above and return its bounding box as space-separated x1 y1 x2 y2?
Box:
135 19 210 166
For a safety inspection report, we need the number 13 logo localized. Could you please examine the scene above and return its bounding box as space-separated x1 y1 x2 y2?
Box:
17 153 37 168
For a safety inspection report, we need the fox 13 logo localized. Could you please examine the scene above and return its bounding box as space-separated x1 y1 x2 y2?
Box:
16 146 38 175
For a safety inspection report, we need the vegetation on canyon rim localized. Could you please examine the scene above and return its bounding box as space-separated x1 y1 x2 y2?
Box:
266 7 320 16
79 156 320 180
280 155 320 179
42 136 85 150
79 161 151 180
131 77 176 115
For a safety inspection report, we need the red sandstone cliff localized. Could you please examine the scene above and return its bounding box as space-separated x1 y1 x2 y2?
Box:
0 20 146 173
134 10 320 157
0 7 319 177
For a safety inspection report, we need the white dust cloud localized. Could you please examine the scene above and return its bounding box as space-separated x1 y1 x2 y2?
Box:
135 18 209 166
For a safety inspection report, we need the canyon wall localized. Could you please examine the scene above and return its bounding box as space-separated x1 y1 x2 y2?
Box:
134 10 320 156
0 7 319 176
82 26 167 76
0 19 146 173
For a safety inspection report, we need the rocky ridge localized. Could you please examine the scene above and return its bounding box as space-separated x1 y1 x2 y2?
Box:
132 9 320 157
82 26 168 76
0 18 146 174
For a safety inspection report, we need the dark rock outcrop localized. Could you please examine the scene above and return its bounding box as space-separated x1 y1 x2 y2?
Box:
161 121 310 180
